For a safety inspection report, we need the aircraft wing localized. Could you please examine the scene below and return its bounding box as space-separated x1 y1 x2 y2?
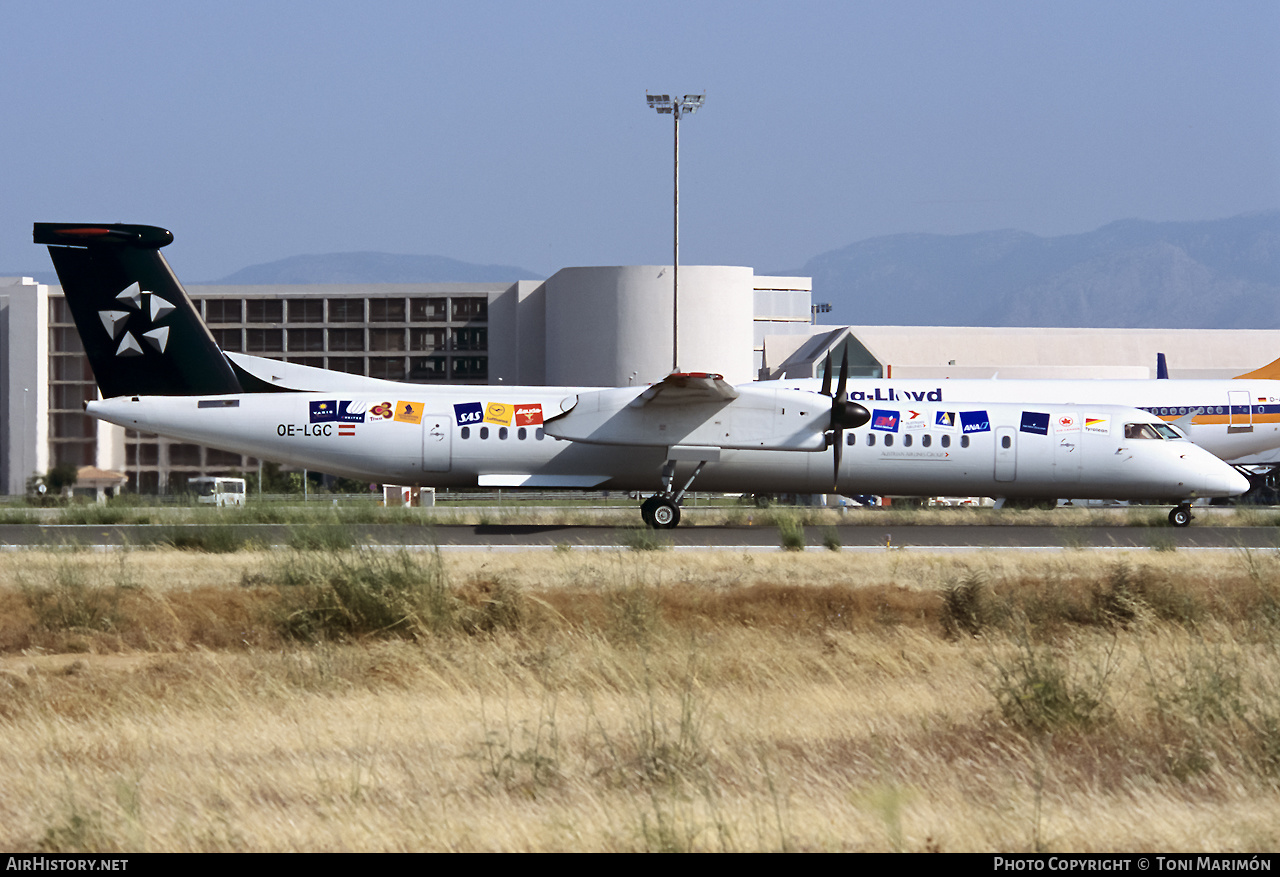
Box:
545 376 830 452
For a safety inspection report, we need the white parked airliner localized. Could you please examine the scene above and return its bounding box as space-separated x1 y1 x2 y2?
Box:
34 222 1248 528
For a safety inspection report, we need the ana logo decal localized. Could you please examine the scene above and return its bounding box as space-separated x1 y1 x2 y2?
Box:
960 410 990 433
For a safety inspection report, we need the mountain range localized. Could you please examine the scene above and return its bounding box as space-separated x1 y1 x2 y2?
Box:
780 211 1280 329
11 211 1279 327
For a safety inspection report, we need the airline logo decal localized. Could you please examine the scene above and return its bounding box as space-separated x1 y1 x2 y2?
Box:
370 402 395 420
454 402 546 427
1055 414 1079 434
515 404 544 426
1020 411 1050 435
960 410 990 434
338 400 366 423
454 402 484 425
1084 415 1110 435
903 410 928 430
484 402 513 426
871 409 899 432
98 281 175 358
310 400 338 423
935 411 957 430
395 401 424 424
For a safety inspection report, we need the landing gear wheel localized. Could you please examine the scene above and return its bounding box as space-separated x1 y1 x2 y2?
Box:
1169 505 1193 528
640 495 660 528
649 497 681 529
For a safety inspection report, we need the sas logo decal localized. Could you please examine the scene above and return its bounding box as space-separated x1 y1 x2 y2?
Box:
1056 414 1079 433
310 400 338 423
960 410 991 434
871 409 899 432
454 402 484 426
394 401 424 424
484 402 513 426
935 411 957 430
515 404 544 426
1020 411 1050 435
370 402 395 420
1084 415 1110 435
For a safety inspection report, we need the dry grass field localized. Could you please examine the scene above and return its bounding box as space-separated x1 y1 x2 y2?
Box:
1 545 1278 851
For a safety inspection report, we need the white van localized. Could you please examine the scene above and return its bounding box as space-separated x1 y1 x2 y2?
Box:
189 476 247 508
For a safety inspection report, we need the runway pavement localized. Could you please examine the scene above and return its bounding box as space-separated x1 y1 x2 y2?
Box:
2 522 1278 550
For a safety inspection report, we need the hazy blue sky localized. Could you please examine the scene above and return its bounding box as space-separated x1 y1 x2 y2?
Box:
5 1 1278 281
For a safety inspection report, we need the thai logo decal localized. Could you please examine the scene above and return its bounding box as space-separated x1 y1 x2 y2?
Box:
370 402 395 420
99 281 175 358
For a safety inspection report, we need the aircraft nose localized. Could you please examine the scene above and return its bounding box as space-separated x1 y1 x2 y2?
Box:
1200 459 1250 498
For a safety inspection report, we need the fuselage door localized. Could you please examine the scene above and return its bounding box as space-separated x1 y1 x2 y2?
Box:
994 426 1016 482
1228 390 1253 433
422 413 452 472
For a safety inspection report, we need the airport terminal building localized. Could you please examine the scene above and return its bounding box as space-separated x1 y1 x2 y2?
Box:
5 265 1280 495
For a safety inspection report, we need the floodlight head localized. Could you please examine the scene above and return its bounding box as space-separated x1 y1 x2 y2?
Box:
646 93 672 110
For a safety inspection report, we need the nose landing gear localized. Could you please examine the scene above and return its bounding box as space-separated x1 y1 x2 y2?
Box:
1169 503 1193 528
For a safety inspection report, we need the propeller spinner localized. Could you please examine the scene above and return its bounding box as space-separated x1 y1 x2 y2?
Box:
822 350 870 491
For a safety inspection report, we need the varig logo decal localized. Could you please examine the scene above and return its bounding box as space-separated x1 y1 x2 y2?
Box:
960 410 990 433
310 400 338 423
870 409 899 432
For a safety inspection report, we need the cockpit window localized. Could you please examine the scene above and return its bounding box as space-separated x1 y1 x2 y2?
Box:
1124 423 1161 440
1153 423 1183 440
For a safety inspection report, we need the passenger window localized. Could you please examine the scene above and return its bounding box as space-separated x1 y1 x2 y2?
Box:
480 427 489 440
460 427 470 440
903 434 912 447
867 434 876 447
941 435 950 448
499 427 508 440
961 435 970 448
884 434 894 447
846 433 856 446
536 428 545 440
518 427 527 440
1001 435 1011 449
922 434 931 448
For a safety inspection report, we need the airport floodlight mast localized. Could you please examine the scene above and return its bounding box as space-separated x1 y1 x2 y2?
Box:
646 91 705 373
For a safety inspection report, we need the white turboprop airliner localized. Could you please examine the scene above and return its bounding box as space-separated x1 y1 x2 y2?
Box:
34 223 1249 528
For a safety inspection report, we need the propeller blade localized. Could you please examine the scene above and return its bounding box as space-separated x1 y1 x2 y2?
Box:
835 349 849 405
820 353 832 397
833 425 843 492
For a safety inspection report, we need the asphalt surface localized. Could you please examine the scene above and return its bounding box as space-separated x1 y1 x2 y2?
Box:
2 522 1278 550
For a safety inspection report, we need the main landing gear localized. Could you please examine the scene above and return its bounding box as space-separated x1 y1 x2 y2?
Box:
1169 502 1193 528
639 458 710 529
